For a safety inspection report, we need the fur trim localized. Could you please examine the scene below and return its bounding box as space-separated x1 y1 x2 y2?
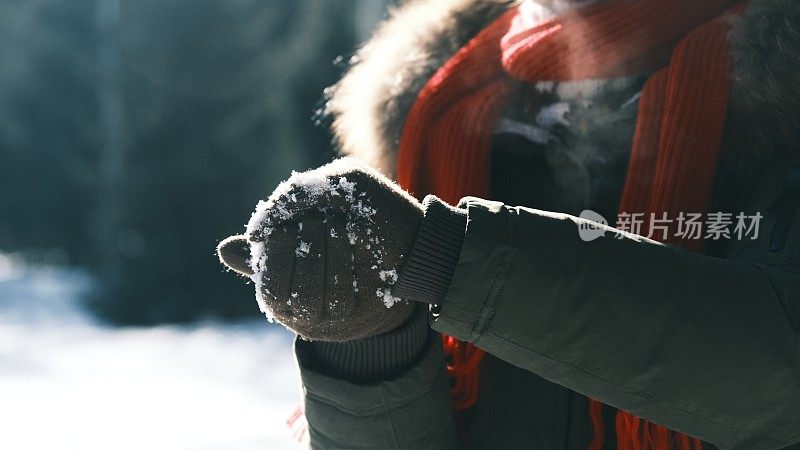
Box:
327 0 516 176
726 0 800 173
329 0 800 176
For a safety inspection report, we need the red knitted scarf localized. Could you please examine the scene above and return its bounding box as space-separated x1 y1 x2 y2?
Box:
396 1 748 448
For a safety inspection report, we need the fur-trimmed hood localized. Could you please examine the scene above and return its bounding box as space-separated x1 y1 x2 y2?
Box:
327 0 800 176
326 0 515 176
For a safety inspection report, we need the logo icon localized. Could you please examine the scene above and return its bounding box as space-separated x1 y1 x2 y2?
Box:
578 210 608 242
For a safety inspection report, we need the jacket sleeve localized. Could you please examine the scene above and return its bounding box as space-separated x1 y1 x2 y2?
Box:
294 331 459 449
395 195 800 450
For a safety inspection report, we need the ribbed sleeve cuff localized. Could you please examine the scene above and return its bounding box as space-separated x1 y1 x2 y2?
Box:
391 195 467 305
301 304 431 383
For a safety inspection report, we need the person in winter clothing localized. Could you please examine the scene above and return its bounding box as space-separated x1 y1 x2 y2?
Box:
217 0 800 448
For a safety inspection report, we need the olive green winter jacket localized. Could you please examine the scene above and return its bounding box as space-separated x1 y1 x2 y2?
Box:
295 159 800 450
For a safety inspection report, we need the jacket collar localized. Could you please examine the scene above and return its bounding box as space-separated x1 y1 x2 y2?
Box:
328 0 800 177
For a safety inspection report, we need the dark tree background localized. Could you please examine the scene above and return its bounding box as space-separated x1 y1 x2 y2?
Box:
0 0 393 324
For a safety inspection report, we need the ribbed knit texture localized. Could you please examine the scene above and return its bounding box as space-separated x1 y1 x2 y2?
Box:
301 196 465 383
304 304 430 383
243 161 424 342
397 0 742 206
392 196 467 305
394 0 748 447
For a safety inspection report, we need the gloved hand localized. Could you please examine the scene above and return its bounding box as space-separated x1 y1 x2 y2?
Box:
217 158 424 342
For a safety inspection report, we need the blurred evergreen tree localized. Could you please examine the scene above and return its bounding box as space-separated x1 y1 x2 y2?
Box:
0 1 101 264
89 0 359 324
0 0 384 324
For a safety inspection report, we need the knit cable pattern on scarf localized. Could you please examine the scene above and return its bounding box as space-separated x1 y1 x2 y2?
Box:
396 0 748 448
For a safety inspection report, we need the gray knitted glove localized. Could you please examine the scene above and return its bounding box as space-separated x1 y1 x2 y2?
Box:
217 158 423 342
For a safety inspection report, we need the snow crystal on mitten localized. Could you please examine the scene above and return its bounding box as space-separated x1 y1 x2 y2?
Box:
239 158 423 341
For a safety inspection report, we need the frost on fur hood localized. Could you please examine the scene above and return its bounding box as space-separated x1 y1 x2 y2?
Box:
326 0 516 176
326 0 800 176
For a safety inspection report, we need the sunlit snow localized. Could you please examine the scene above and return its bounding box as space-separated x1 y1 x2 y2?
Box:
0 255 303 450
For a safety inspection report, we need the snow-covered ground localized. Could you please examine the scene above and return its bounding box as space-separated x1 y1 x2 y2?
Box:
0 254 303 450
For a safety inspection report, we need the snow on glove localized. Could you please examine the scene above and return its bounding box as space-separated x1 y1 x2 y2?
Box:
217 158 423 342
